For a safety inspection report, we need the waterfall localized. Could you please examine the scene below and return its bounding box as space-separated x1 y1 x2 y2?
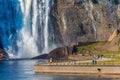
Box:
0 0 56 58
42 0 49 53
17 0 55 58
17 0 38 58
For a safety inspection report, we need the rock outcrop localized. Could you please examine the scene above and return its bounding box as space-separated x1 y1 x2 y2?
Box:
47 46 73 60
33 46 73 60
95 29 120 52
0 49 9 60
51 0 120 45
108 29 120 51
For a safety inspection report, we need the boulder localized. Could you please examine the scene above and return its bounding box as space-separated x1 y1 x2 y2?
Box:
33 46 73 60
32 54 48 59
47 46 72 60
0 49 9 60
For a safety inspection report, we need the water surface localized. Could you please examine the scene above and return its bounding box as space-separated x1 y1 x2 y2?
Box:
0 60 119 80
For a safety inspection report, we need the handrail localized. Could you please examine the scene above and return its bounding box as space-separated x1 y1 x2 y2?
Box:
36 60 120 66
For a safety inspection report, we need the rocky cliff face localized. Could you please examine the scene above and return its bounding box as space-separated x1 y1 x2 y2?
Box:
51 0 120 45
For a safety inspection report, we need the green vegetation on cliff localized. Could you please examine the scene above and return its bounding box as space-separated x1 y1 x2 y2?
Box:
76 41 110 54
75 41 120 64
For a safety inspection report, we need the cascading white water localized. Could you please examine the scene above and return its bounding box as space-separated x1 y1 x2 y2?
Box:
43 0 49 53
15 0 54 58
32 0 38 42
17 0 38 58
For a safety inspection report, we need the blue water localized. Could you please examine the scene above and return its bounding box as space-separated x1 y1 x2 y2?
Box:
0 60 119 80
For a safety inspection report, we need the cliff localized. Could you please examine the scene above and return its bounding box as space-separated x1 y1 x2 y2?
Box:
51 0 120 45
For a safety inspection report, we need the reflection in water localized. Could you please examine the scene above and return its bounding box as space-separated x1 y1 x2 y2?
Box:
0 60 120 80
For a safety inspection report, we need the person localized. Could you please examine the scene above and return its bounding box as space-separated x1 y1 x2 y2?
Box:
92 59 95 64
95 60 97 64
50 58 53 63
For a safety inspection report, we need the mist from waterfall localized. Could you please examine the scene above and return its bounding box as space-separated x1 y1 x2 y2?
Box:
17 0 55 58
1 0 56 58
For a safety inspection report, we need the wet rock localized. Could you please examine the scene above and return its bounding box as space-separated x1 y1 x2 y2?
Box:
32 54 48 59
0 49 9 60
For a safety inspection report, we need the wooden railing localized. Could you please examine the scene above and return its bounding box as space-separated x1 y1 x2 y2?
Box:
35 60 120 66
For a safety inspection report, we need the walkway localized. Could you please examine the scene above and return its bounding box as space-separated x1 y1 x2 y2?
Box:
36 58 114 66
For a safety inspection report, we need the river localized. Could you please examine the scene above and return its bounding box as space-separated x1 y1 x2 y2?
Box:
0 60 119 80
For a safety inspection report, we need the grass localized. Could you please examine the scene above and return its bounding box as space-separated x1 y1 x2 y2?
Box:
75 41 120 65
97 51 120 55
76 41 110 54
77 53 120 65
77 44 95 53
79 61 120 66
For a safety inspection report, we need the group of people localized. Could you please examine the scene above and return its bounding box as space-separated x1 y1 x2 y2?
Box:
92 59 97 64
92 54 103 64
